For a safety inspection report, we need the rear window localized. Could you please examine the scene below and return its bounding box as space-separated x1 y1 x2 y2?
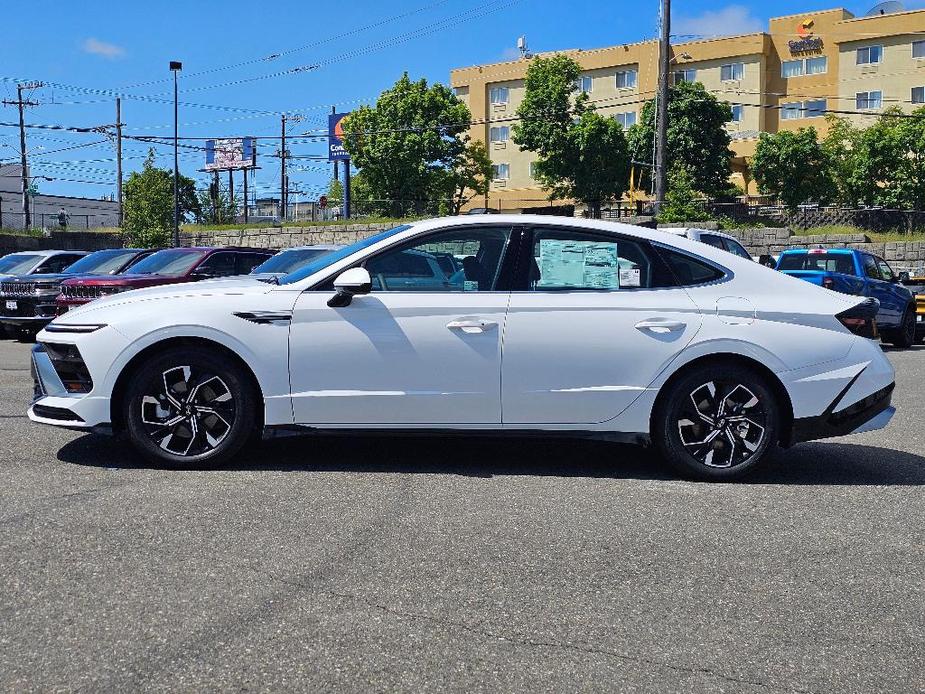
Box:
778 252 855 274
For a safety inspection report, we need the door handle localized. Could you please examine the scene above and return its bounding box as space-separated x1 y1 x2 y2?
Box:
635 319 686 334
447 318 497 334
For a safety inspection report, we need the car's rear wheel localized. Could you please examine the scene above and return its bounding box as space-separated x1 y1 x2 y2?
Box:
123 347 257 468
886 306 916 348
653 364 779 480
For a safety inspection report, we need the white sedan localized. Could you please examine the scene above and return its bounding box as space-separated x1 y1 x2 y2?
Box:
28 216 895 479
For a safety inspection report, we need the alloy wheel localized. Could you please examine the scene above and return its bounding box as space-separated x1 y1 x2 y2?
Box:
139 365 236 457
676 381 767 469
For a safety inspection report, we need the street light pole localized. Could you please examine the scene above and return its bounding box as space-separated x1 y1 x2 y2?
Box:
653 0 671 210
170 61 182 247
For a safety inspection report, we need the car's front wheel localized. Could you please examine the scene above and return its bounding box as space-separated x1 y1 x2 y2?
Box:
653 364 779 480
123 346 258 467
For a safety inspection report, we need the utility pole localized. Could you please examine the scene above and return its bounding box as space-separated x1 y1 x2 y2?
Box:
115 97 123 227
653 0 671 209
280 114 287 221
3 84 41 229
169 61 182 247
243 167 249 224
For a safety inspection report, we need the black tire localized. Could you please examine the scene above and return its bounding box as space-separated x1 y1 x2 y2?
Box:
653 364 779 481
123 346 258 468
887 306 916 348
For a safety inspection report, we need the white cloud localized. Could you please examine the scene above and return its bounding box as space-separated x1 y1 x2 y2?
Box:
672 5 764 39
82 38 125 59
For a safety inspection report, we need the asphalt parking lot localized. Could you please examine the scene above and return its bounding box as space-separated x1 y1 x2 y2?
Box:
0 339 923 693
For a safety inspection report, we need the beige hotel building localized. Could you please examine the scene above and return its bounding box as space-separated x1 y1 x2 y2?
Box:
449 6 925 212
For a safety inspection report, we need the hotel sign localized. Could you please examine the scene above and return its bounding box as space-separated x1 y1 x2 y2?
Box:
789 18 823 53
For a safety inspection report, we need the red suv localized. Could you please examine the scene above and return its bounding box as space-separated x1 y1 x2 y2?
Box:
57 247 273 313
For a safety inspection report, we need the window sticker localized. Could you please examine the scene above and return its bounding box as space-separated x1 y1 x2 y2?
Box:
463 280 479 292
538 239 620 289
619 265 641 287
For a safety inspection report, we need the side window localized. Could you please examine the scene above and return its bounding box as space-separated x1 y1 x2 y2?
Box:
699 234 727 250
862 254 880 280
658 248 725 286
364 227 512 292
875 257 894 281
196 252 238 277
236 252 272 274
38 254 81 273
528 228 670 291
723 238 752 259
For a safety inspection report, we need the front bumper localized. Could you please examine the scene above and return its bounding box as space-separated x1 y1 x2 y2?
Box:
1 296 58 329
29 343 111 433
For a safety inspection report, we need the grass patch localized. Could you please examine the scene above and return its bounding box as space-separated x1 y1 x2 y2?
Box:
800 225 925 242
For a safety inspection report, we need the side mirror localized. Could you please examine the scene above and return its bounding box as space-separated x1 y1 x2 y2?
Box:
328 267 371 307
897 271 910 284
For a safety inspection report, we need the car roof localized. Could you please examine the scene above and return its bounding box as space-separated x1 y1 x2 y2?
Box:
275 244 343 252
780 247 853 253
660 227 742 242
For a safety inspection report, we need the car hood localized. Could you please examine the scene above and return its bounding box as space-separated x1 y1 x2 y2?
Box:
3 272 81 284
54 275 276 322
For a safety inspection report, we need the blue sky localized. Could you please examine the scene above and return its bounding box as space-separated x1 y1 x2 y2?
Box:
0 0 897 204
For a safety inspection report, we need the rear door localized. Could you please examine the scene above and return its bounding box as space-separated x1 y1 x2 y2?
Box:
501 226 703 425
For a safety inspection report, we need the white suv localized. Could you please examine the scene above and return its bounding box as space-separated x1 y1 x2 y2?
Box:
660 228 753 260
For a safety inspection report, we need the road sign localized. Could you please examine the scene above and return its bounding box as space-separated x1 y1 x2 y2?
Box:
328 113 350 162
319 195 328 209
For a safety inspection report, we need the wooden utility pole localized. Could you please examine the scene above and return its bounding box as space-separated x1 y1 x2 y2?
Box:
116 98 123 227
2 84 41 229
653 0 671 208
280 114 287 221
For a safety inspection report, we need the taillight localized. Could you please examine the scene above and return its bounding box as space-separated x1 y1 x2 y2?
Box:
836 298 879 339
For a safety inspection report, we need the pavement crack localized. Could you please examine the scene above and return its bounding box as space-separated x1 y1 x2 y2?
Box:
212 557 820 694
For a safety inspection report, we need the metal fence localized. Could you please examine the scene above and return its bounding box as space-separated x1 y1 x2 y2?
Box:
0 211 120 231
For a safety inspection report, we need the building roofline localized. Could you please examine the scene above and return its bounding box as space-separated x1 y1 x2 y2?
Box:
837 7 925 23
450 39 656 75
769 7 854 21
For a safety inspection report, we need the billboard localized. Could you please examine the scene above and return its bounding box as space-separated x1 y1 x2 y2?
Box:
205 137 257 171
328 113 350 161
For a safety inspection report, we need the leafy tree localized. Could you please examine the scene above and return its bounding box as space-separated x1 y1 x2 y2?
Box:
196 181 237 226
852 107 925 210
123 149 200 246
821 115 863 206
433 140 493 215
513 54 629 216
340 73 471 217
627 81 734 198
751 127 834 210
326 177 344 205
658 165 708 222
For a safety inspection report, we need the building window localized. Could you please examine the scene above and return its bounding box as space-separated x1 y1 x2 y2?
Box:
672 69 697 84
615 111 636 128
856 91 882 110
576 75 593 93
720 63 744 81
492 163 510 180
615 69 637 89
856 45 883 65
913 86 925 104
781 60 804 78
804 99 827 118
805 56 827 75
489 126 509 142
489 86 509 104
781 102 802 120
729 104 744 122
914 40 925 59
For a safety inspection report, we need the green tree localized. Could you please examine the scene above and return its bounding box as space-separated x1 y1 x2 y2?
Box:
340 73 471 217
433 139 493 214
751 127 835 210
196 182 237 226
513 54 630 215
852 107 925 210
658 166 708 222
627 81 734 198
327 177 344 204
123 149 200 246
821 115 864 206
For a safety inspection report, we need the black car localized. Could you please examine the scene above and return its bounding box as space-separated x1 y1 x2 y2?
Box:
0 248 156 338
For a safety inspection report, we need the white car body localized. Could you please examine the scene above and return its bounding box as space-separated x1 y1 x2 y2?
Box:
29 216 895 472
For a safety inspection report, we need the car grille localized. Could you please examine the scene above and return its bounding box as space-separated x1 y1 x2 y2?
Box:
61 285 103 299
1 281 36 296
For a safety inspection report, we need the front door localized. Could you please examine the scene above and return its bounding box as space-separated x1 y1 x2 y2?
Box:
288 225 514 426
501 226 703 425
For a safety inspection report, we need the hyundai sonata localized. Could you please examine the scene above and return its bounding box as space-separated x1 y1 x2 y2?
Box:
28 216 895 479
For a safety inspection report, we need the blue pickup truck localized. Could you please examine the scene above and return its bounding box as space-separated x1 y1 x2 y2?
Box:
776 248 917 347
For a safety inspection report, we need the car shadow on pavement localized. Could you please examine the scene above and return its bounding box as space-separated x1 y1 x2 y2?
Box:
57 434 925 485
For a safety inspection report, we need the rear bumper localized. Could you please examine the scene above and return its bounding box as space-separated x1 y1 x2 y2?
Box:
790 382 895 444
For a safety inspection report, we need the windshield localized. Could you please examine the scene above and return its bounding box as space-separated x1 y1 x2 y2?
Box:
778 252 855 274
127 249 207 277
253 248 338 275
280 225 412 285
64 249 142 275
0 254 42 275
